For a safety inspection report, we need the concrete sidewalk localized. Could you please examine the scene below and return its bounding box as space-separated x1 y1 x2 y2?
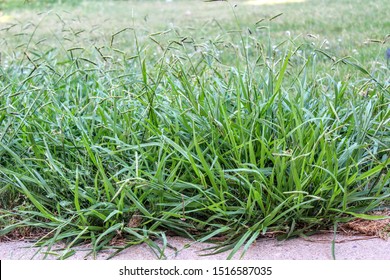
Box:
1 233 389 260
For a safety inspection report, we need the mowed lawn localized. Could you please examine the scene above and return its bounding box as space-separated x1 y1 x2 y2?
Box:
1 0 389 62
0 0 389 259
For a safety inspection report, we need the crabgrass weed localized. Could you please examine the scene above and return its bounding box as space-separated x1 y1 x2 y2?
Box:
0 0 389 259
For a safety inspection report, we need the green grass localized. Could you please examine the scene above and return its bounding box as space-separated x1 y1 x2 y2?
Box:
0 0 389 259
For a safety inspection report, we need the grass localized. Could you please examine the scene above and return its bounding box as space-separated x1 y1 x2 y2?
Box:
0 0 389 259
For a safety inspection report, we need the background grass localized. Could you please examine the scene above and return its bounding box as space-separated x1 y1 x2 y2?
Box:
0 0 389 259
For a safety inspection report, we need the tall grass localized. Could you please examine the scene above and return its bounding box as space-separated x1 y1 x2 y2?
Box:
0 4 389 259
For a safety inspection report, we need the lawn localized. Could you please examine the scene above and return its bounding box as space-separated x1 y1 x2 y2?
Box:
0 0 389 259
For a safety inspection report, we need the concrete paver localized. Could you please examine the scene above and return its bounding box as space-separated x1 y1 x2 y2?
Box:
1 233 389 260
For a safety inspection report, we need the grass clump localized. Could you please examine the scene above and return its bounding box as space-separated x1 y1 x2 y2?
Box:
0 1 389 259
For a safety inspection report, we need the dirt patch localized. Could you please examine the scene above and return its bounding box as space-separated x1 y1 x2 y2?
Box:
2 211 389 245
340 211 390 240
0 226 51 243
